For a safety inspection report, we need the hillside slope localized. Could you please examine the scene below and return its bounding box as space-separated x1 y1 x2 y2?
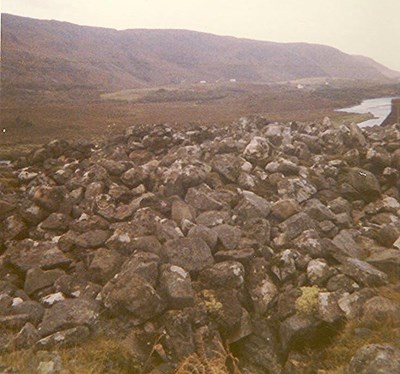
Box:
2 13 400 91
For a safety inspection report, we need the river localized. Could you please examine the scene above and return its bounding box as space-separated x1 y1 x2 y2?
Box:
336 96 399 127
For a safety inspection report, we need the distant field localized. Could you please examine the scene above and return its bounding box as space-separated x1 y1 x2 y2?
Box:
1 81 399 154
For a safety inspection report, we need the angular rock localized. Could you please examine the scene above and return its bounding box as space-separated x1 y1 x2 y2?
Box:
317 292 344 323
3 215 27 241
361 296 400 325
24 268 65 296
212 153 241 182
337 289 376 319
247 258 278 314
366 249 400 279
199 261 245 289
33 185 65 212
339 258 389 287
278 212 316 242
159 264 194 309
214 247 255 264
280 314 319 352
162 237 214 272
75 229 111 248
118 251 160 287
236 316 282 374
9 322 39 350
271 198 300 221
277 178 317 203
347 344 400 374
195 210 230 228
212 224 242 250
11 300 45 325
36 326 91 348
201 289 242 331
326 274 360 293
121 166 147 188
102 274 164 325
304 199 336 222
87 248 123 285
307 259 333 286
38 298 100 337
185 184 224 211
243 136 270 164
40 213 70 231
171 198 194 226
234 191 271 221
345 167 381 202
4 240 72 273
332 230 365 259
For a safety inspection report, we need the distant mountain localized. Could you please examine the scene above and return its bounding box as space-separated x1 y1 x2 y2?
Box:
2 13 400 92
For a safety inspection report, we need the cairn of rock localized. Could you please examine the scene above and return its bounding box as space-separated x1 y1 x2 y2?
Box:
1 117 400 373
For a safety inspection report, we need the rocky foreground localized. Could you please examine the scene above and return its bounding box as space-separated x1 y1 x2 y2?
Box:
1 116 400 373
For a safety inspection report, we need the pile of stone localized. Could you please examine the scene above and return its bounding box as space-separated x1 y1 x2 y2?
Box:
1 117 400 373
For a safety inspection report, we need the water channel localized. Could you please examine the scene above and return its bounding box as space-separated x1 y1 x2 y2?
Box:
336 96 399 127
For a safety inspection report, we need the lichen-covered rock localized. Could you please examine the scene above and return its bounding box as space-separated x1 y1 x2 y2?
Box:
344 167 381 202
277 212 316 243
185 183 224 211
87 248 123 285
162 237 214 272
102 273 164 324
4 240 72 273
38 298 100 337
361 296 400 325
212 224 242 250
347 344 400 374
159 264 194 309
339 258 389 287
199 261 245 289
243 136 270 164
211 153 241 182
247 258 278 314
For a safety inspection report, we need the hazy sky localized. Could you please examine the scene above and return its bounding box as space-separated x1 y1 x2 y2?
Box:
2 0 400 71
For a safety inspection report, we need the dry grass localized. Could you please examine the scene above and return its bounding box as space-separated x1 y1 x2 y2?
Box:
0 336 139 374
320 320 400 371
311 286 400 372
175 342 241 374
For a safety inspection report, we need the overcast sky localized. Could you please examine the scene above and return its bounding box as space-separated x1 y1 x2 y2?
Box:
2 0 399 71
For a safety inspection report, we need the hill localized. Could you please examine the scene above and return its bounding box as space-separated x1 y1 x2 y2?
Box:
2 13 400 92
